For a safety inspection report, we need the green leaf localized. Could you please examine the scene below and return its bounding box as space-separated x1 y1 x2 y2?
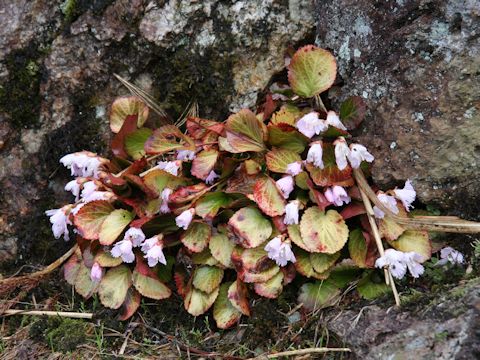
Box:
306 143 353 187
132 264 171 300
241 265 280 283
225 109 266 153
310 252 341 273
192 248 220 266
348 229 368 268
267 124 308 153
294 249 330 279
181 221 211 253
265 149 302 173
99 209 134 245
142 169 186 197
125 128 153 160
231 246 272 273
94 249 123 268
300 208 349 253
339 96 366 130
328 260 361 288
110 96 149 133
195 192 232 220
213 283 242 329
228 207 272 248
157 254 175 283
288 224 310 251
253 271 284 299
144 125 195 155
227 279 250 316
298 281 340 311
379 216 406 241
191 149 219 181
288 45 337 98
74 201 115 240
98 265 132 309
270 104 304 126
357 271 391 300
209 233 235 268
253 176 286 217
74 261 98 299
64 251 82 285
184 286 219 316
389 230 432 260
192 266 224 293
119 288 141 321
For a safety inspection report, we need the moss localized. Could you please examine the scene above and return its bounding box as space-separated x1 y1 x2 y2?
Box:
60 0 115 23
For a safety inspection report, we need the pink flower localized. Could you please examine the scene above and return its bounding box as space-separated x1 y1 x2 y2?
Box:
296 112 327 138
284 200 300 225
90 262 104 282
45 206 71 241
175 208 195 230
324 111 347 130
276 176 295 199
140 235 167 267
264 236 296 267
394 180 416 211
176 149 196 161
403 252 425 278
286 161 303 176
334 137 350 170
156 160 181 176
347 144 374 169
375 248 407 279
373 192 399 219
324 186 351 207
160 188 172 214
81 181 97 199
205 170 219 185
60 151 104 178
437 247 464 266
124 227 146 247
111 240 135 263
306 142 324 168
65 180 81 201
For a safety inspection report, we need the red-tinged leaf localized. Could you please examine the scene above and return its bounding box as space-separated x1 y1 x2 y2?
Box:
74 201 115 240
244 159 262 175
122 158 149 176
299 207 349 253
169 183 209 205
253 176 286 217
191 149 219 180
111 114 138 158
102 174 128 190
270 104 305 126
306 143 354 187
340 96 367 130
240 265 281 283
265 149 301 174
142 169 187 197
298 281 340 311
125 127 153 160
288 45 337 98
130 216 153 228
99 209 134 245
192 266 224 293
281 263 296 285
267 123 308 153
98 265 132 309
94 249 123 268
225 109 266 153
118 288 141 321
124 174 158 199
348 229 368 268
144 125 195 155
340 202 366 220
228 207 272 248
261 93 277 121
226 164 262 195
363 231 379 268
110 96 149 133
306 178 331 211
181 221 211 253
132 257 171 300
227 279 250 316
254 271 284 299
74 261 98 299
214 282 243 329
174 269 189 298
186 117 224 139
231 246 273 273
272 216 288 233
64 250 82 285
184 285 219 316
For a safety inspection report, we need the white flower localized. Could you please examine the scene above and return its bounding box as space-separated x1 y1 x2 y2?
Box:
141 236 158 253
65 180 81 201
176 149 196 161
306 142 324 168
60 151 104 178
437 247 464 266
347 144 374 169
160 188 172 214
156 160 181 176
325 111 347 130
82 191 113 203
296 112 327 138
90 262 104 282
175 208 195 230
324 186 351 207
394 180 416 211
334 137 350 170
286 161 303 176
373 192 399 219
145 244 167 267
375 248 407 279
45 206 71 241
205 170 219 185
124 227 146 247
111 239 135 263
264 236 296 267
284 200 300 225
81 181 97 199
276 176 295 199
403 252 425 278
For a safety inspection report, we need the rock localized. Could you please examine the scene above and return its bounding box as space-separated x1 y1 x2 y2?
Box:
0 0 315 264
328 278 480 359
316 0 480 219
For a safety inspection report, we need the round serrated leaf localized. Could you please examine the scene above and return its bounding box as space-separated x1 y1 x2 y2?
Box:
192 248 220 266
181 221 211 253
209 233 235 268
389 230 431 261
94 250 123 268
288 224 310 251
192 266 224 294
348 229 368 268
310 252 340 273
99 209 134 245
98 265 132 309
119 288 142 321
74 200 115 240
227 280 250 316
298 281 340 311
267 124 308 153
228 207 272 248
144 125 195 155
74 261 98 299
300 208 349 253
294 249 330 280
110 96 149 133
288 45 337 98
195 192 232 220
241 265 280 283
191 149 219 180
64 251 82 285
357 272 391 300
225 109 266 153
265 149 302 173
213 283 242 329
132 269 171 300
253 271 284 299
184 286 219 316
306 143 353 187
253 177 286 217
125 128 153 160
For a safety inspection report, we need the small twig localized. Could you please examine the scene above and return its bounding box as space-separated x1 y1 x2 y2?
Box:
2 309 93 319
247 347 351 359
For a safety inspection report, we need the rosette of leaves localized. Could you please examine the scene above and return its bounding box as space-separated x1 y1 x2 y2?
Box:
57 45 432 328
